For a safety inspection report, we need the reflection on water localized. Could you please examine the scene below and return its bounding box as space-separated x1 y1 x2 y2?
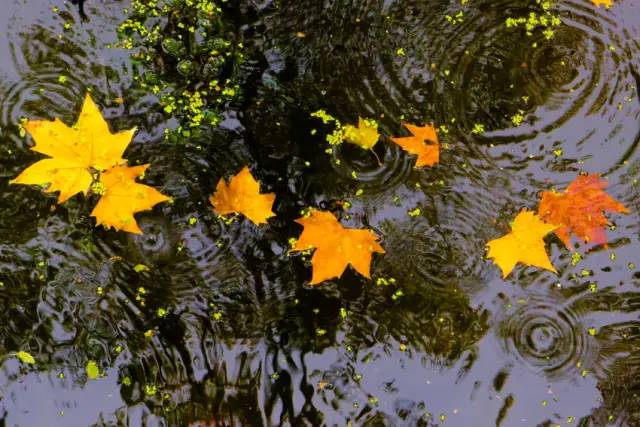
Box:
0 0 639 425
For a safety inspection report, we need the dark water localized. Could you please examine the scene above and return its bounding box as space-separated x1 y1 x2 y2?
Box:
0 0 639 425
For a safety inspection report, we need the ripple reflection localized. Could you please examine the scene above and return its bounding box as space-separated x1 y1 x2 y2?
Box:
499 294 594 380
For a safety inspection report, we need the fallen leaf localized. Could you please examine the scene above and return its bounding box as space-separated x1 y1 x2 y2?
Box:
486 209 557 278
592 0 613 7
538 174 628 249
11 93 135 202
344 117 380 149
390 123 439 167
91 165 170 234
291 209 385 284
209 166 276 225
16 351 36 364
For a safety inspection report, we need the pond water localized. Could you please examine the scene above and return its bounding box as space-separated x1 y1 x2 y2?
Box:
0 0 639 426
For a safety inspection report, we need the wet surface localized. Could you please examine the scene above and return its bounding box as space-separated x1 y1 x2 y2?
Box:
0 0 640 425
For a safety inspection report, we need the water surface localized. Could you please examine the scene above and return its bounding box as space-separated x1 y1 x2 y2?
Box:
1 0 640 425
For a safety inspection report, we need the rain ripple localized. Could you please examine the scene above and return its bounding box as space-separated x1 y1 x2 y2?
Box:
498 293 595 381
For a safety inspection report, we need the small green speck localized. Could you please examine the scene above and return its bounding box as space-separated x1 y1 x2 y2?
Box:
16 351 35 364
471 123 485 135
570 252 582 266
134 264 150 273
144 384 157 396
86 360 100 379
511 111 524 126
391 290 404 300
408 207 421 217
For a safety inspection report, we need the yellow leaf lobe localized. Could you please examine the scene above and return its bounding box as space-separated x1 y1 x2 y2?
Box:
592 0 613 8
486 210 557 278
90 165 170 234
344 117 380 150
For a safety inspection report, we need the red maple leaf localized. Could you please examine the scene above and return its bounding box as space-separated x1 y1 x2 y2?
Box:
538 174 628 249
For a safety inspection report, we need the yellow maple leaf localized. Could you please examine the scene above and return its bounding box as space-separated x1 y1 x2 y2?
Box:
592 0 613 7
11 93 135 202
90 165 170 234
390 123 439 167
486 210 558 278
209 166 276 225
343 117 380 149
291 209 385 285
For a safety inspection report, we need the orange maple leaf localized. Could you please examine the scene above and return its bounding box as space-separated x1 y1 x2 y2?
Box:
209 166 276 225
538 174 628 249
290 209 385 285
390 123 439 167
486 209 558 278
91 165 170 234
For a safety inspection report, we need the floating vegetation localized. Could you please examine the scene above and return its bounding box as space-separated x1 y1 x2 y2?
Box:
505 0 562 39
117 0 243 139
